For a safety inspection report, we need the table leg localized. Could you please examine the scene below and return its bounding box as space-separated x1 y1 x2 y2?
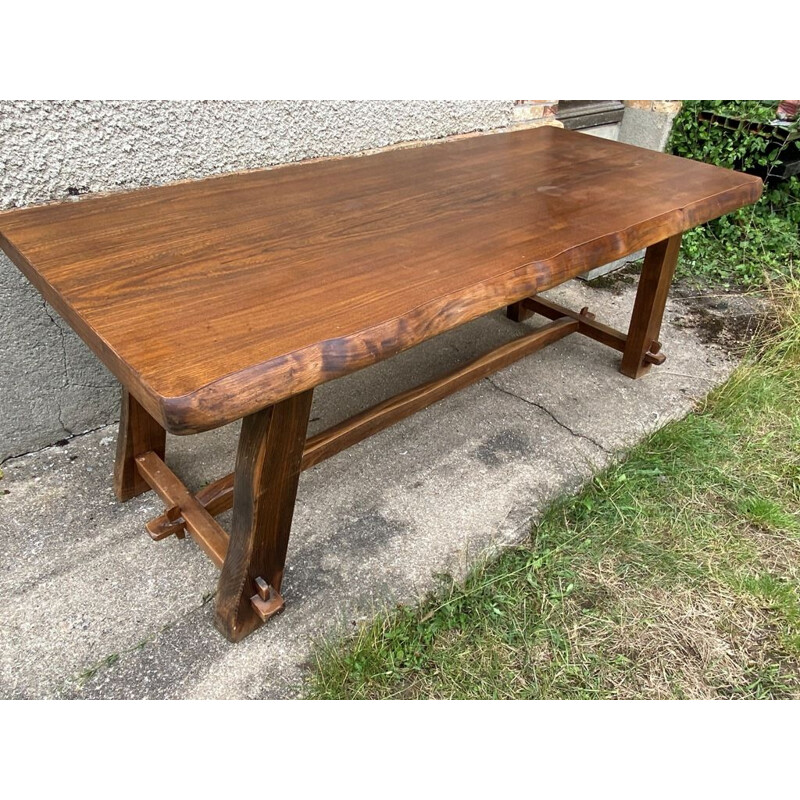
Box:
620 233 682 379
214 389 314 643
114 388 166 501
506 300 532 323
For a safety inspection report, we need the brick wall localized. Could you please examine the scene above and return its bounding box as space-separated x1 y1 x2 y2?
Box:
512 100 563 127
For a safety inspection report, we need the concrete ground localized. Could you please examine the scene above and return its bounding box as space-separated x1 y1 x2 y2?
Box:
0 279 740 699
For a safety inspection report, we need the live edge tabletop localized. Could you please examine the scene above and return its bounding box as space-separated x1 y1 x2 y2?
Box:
0 126 762 642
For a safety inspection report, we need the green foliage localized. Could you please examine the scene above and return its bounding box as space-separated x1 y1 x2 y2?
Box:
668 100 800 287
670 101 786 171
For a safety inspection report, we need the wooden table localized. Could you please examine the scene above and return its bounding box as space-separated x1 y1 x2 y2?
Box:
0 126 762 642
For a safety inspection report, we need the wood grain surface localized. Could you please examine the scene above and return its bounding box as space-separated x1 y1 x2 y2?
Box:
0 126 762 434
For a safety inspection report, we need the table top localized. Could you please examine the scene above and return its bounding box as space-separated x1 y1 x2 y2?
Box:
0 126 762 434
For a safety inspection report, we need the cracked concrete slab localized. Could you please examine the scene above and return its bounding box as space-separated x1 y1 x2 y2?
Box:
0 280 736 699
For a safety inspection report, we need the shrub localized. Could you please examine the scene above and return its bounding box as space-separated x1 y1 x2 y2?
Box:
668 100 800 287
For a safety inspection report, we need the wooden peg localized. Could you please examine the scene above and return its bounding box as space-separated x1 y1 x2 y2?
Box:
250 578 285 622
167 506 187 539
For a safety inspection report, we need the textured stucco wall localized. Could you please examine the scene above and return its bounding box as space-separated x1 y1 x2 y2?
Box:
0 101 516 460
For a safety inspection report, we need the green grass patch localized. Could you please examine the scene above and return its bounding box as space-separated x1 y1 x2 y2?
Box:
306 286 800 699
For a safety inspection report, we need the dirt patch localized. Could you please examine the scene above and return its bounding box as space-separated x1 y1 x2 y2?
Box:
670 284 777 353
569 572 800 699
585 262 640 294
587 267 777 353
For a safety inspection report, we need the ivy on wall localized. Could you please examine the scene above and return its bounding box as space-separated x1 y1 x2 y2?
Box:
668 100 800 287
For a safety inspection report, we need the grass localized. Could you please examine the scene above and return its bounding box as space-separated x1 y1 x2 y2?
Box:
306 283 800 699
77 653 120 685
